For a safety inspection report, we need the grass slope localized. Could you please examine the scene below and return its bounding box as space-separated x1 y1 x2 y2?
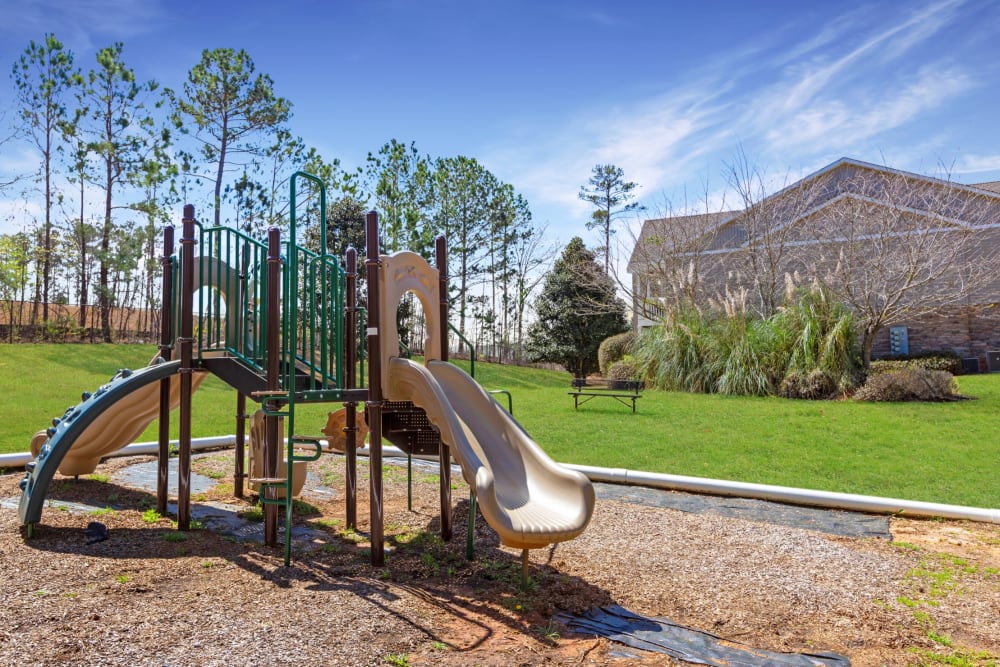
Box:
2 344 997 509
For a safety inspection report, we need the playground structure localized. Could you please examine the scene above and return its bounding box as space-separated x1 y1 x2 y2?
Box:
17 172 595 569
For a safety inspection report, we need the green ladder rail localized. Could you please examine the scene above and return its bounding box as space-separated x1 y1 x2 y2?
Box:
255 435 323 566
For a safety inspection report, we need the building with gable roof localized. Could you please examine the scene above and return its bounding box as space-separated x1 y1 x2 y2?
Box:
627 158 1000 370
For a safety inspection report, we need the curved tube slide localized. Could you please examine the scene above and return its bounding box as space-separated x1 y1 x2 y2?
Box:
386 356 595 550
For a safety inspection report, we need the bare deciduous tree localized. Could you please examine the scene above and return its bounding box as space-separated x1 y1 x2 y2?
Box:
624 187 732 323
803 165 1000 366
723 148 826 317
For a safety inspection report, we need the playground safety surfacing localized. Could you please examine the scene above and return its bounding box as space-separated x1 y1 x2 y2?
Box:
2 451 891 544
3 450 1000 666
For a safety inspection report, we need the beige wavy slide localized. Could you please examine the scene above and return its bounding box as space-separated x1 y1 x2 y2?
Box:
30 358 207 476
385 356 595 550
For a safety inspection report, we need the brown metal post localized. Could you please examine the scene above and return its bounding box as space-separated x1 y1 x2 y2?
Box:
178 206 196 530
157 225 175 515
344 247 359 530
365 211 384 566
435 235 452 541
234 392 246 498
264 227 282 547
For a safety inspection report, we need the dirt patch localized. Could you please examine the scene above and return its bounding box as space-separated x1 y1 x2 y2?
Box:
2 452 999 666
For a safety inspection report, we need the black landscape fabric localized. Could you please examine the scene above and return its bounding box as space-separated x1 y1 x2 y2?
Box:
553 604 850 667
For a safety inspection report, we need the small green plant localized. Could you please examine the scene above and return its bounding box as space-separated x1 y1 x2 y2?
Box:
383 653 409 666
927 631 954 647
162 532 188 543
88 507 116 517
142 508 163 523
909 646 1000 666
239 505 264 522
115 574 129 584
205 470 225 480
430 641 447 651
212 482 234 495
320 470 343 487
291 499 318 516
420 552 438 571
33 589 50 597
201 561 215 569
340 528 367 544
88 473 110 483
532 622 561 640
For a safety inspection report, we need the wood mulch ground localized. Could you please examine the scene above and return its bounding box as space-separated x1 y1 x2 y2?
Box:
1 450 999 666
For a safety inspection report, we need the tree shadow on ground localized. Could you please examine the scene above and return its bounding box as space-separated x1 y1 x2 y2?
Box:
18 480 615 659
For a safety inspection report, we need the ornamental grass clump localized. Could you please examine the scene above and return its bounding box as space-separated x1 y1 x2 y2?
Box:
633 284 861 398
632 307 723 393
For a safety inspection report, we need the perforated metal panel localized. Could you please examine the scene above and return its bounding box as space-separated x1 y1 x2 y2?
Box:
381 401 442 455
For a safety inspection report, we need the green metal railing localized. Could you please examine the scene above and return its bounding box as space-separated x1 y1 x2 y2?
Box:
174 222 271 372
449 323 476 378
197 225 270 368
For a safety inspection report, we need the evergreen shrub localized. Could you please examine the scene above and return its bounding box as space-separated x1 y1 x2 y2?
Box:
607 358 640 383
854 369 959 402
598 332 636 376
869 351 963 375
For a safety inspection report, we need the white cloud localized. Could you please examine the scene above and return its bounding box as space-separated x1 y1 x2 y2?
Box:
0 198 43 235
486 82 736 233
764 64 976 152
1 0 164 52
953 154 1000 175
768 0 963 116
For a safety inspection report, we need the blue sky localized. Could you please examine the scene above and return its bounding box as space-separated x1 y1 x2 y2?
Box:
1 0 999 250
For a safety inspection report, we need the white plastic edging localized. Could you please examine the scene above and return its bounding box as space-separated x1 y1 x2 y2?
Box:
0 437 412 471
0 436 237 469
565 463 1000 525
5 439 998 526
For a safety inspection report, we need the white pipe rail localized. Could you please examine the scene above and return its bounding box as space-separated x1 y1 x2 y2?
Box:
0 436 236 469
565 464 1000 525
3 438 997 525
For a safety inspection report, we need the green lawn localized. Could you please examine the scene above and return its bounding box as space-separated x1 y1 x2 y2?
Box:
2 344 998 509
